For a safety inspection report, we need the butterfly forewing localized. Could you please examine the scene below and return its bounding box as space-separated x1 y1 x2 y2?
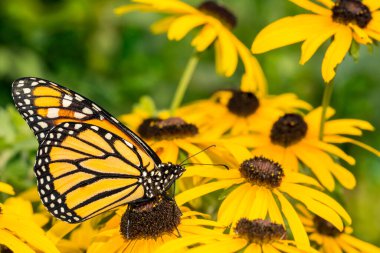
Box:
11 77 160 165
35 122 151 223
11 77 168 222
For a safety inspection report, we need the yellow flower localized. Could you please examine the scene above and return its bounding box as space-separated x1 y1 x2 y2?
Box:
298 206 380 253
157 218 317 253
0 181 14 195
252 0 380 82
119 105 217 166
0 197 59 253
87 198 225 253
226 107 377 191
178 90 311 137
56 220 99 253
115 0 266 94
176 157 351 250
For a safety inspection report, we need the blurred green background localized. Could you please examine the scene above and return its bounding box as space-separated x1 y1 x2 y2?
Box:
0 0 379 245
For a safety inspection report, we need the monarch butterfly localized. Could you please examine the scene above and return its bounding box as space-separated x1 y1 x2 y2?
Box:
11 77 185 223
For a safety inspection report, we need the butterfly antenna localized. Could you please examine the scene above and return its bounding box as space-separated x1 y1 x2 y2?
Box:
180 162 229 170
179 145 216 165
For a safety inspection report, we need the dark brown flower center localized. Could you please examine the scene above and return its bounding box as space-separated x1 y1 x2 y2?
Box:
227 91 260 117
0 245 12 253
313 215 342 237
198 1 237 29
137 117 198 141
235 218 286 244
332 0 372 28
270 113 307 147
120 197 182 240
239 157 284 188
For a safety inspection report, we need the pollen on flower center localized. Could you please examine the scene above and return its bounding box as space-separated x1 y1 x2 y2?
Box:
270 113 307 147
313 215 342 237
198 1 237 29
137 117 198 141
120 197 182 240
239 157 284 188
227 90 260 117
332 0 372 28
234 218 286 244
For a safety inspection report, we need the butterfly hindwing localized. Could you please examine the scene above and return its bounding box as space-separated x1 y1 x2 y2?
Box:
35 122 153 223
12 77 161 164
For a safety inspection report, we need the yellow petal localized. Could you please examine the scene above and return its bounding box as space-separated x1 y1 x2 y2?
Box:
300 21 339 64
281 183 344 231
304 107 336 130
267 191 285 226
180 218 223 228
0 182 14 195
167 14 206 41
153 141 179 163
176 179 242 206
218 183 252 225
324 135 380 157
304 139 355 165
315 0 334 8
47 221 79 244
114 4 158 15
325 119 374 135
2 216 60 253
288 0 331 15
186 238 247 253
151 16 177 34
176 140 212 164
275 190 310 250
245 243 262 253
252 14 329 54
249 187 268 220
215 31 239 77
284 172 322 188
183 166 240 179
350 24 372 44
234 38 267 95
292 143 336 191
363 0 380 11
191 24 217 51
223 143 252 164
282 183 351 224
340 234 380 252
262 244 281 253
366 28 380 41
321 25 352 83
132 0 198 14
0 230 35 253
156 235 224 253
232 185 259 225
330 163 356 190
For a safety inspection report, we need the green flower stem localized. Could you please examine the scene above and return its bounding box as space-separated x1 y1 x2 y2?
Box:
170 52 200 115
319 81 334 141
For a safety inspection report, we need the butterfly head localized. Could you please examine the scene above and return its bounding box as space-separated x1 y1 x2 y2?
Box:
143 163 185 198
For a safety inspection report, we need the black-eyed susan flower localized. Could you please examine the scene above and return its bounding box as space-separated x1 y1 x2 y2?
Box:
252 0 380 82
115 0 266 94
298 206 380 253
178 90 312 136
87 197 225 253
120 106 216 165
157 218 317 253
226 107 378 191
0 197 59 253
176 156 351 250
